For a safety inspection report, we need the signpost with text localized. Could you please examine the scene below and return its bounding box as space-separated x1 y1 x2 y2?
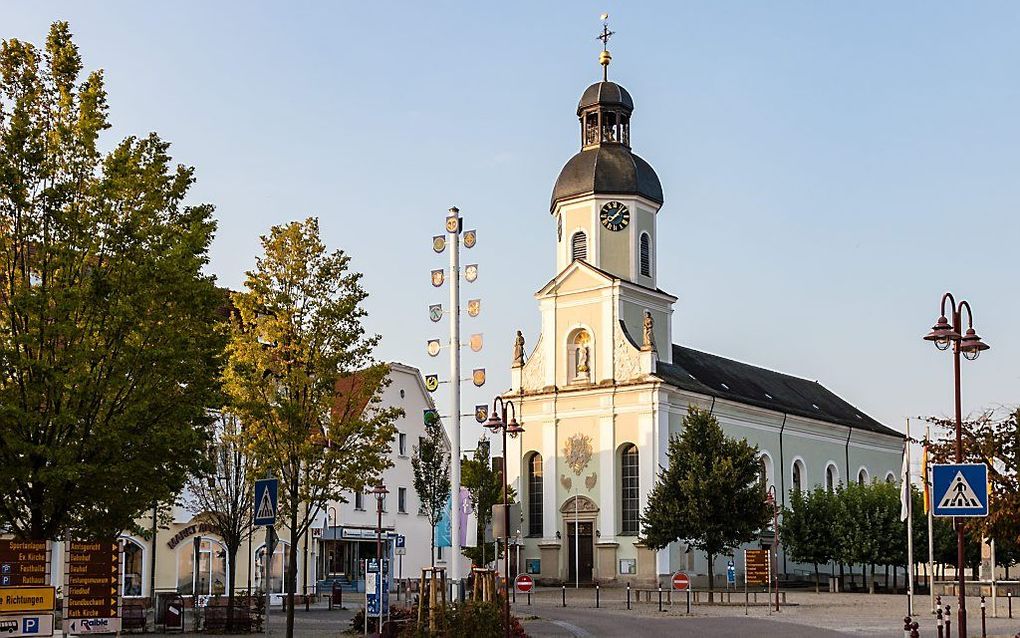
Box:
62 540 121 635
0 541 50 587
744 549 770 616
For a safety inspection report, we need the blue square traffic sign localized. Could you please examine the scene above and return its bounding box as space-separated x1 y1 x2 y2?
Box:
932 463 988 517
254 478 279 526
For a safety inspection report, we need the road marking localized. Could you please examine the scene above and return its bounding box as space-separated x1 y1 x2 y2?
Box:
549 619 593 637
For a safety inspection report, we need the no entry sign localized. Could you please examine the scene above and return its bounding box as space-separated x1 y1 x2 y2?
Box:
514 574 534 593
671 571 690 591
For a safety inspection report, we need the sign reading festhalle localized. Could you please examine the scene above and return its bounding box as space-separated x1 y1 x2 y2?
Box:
62 540 120 635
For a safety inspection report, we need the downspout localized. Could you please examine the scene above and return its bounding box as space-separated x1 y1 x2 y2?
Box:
708 396 716 415
778 414 787 577
845 426 854 487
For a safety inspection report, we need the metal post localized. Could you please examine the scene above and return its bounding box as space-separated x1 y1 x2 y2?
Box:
980 595 986 638
903 615 912 638
527 591 530 606
686 589 691 615
1009 591 1013 618
936 607 944 638
574 489 579 590
991 539 997 618
562 585 566 608
447 207 463 601
376 493 383 635
945 603 951 638
658 585 662 613
951 305 967 638
626 583 631 610
596 583 600 608
150 502 158 607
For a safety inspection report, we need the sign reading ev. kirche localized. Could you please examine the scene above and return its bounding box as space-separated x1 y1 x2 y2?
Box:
0 540 50 586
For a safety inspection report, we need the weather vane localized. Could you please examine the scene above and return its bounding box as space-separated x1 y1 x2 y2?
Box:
597 13 614 81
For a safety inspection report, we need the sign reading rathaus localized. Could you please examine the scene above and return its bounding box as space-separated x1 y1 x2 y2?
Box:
503 23 903 588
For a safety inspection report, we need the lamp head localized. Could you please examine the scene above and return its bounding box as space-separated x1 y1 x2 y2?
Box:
923 315 960 351
484 412 503 433
372 483 388 498
506 417 524 438
959 327 989 361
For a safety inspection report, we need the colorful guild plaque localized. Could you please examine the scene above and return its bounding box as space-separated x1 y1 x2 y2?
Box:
431 269 445 287
464 264 478 282
469 333 483 352
432 235 446 253
472 369 486 387
426 340 441 357
463 229 477 248
467 299 480 317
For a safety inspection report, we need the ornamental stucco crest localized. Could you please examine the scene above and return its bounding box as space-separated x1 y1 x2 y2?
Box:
563 433 593 476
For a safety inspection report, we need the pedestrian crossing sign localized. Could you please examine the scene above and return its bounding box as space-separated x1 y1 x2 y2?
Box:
932 463 988 517
254 478 279 525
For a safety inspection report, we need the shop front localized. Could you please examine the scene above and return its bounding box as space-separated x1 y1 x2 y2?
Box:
317 526 394 593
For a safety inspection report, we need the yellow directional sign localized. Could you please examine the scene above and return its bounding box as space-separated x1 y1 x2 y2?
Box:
0 586 56 613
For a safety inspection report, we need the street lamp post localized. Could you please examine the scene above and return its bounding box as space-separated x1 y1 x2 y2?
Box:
766 485 780 612
922 291 990 638
484 397 524 638
372 483 389 637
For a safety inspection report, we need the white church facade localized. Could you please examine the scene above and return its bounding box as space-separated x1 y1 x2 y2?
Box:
505 58 903 588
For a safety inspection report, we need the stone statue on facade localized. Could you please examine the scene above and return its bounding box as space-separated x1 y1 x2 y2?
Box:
576 345 590 377
512 330 525 368
642 311 656 353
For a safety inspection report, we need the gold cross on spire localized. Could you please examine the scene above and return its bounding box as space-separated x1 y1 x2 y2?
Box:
597 13 614 81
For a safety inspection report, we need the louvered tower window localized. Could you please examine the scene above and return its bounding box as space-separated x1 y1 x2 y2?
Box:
571 231 587 261
639 233 651 277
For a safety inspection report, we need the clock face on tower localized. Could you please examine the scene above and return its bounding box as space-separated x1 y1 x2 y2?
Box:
600 201 630 232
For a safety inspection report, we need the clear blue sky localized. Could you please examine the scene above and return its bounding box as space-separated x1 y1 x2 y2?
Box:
6 2 1019 444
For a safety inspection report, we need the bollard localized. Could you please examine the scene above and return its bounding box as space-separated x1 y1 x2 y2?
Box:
910 621 919 638
562 585 566 608
936 607 944 638
626 583 631 610
528 591 531 606
686 589 691 615
658 586 663 613
1010 591 1014 619
944 604 951 638
596 583 600 609
903 615 912 638
981 595 987 638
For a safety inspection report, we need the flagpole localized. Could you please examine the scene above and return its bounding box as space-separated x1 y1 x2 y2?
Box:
906 418 915 617
926 422 936 615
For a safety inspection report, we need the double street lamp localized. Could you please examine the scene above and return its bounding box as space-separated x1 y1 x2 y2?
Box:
922 291 990 638
484 396 524 638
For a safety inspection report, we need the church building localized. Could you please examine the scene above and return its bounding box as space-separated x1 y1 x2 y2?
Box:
505 34 903 587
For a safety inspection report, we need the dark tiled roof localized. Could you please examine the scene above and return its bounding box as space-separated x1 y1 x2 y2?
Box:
551 144 663 211
655 344 900 438
577 81 634 115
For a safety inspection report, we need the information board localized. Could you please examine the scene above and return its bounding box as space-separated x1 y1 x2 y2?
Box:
744 549 770 586
62 540 120 634
0 540 50 587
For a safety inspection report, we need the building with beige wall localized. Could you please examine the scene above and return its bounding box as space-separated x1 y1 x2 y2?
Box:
504 66 903 588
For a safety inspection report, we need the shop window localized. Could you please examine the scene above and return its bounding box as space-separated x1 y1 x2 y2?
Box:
254 541 289 595
122 539 144 597
176 538 227 596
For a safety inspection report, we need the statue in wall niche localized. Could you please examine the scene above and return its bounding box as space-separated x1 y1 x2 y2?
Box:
642 311 656 352
576 345 590 374
512 330 525 368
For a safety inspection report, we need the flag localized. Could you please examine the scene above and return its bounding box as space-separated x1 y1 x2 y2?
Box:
921 444 930 515
900 441 911 522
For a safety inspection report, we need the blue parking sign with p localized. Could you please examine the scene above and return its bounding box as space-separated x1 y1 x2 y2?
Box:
932 463 988 517
254 478 279 525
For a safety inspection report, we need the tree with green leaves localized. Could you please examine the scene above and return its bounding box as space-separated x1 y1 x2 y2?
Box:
780 486 839 592
185 412 254 631
224 218 399 638
412 418 450 567
461 438 517 568
641 406 771 597
0 22 225 539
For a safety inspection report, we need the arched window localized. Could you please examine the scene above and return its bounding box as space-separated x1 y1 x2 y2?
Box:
885 472 896 484
792 459 805 492
620 444 640 535
571 231 587 262
177 537 228 596
122 539 144 597
825 463 839 492
858 468 869 485
759 452 774 492
639 233 651 277
527 453 543 537
255 540 290 595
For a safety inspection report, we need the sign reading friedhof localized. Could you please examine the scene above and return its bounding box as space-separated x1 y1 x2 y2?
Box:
62 541 120 634
744 549 770 586
0 541 50 586
932 463 989 517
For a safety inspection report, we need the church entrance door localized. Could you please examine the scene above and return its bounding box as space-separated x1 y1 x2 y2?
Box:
567 521 594 583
